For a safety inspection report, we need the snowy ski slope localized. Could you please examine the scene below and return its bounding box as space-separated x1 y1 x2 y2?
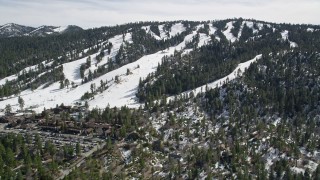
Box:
0 20 301 115
0 30 197 114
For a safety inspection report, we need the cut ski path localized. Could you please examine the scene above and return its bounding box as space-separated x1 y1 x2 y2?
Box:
167 54 262 101
0 31 197 114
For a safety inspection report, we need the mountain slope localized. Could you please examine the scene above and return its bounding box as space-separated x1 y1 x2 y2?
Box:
0 18 320 179
0 23 35 37
0 18 320 114
0 23 83 38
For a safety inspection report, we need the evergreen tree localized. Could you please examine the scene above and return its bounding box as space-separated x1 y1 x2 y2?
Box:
18 96 24 111
5 104 11 115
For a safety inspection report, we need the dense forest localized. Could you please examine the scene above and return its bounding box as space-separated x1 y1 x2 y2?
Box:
136 19 320 104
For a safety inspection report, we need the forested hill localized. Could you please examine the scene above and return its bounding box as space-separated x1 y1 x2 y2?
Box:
0 18 320 179
0 18 320 113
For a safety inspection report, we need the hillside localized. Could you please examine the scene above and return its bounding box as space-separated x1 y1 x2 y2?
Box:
1 19 319 113
0 18 319 179
0 23 83 38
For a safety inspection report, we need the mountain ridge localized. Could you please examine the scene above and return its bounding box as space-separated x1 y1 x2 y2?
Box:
0 23 83 38
0 18 319 114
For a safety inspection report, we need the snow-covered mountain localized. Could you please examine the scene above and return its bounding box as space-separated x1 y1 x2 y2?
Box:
0 23 83 37
0 23 35 37
0 18 320 179
0 18 319 114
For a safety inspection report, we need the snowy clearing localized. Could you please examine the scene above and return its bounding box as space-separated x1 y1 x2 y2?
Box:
223 21 237 43
169 22 186 37
53 26 68 33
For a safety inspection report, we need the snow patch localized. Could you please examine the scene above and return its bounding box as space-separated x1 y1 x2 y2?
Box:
209 24 220 41
272 118 281 126
291 167 305 174
0 75 17 86
53 26 68 33
281 30 289 41
281 30 298 48
245 21 259 34
169 22 186 37
141 25 162 40
120 148 132 164
158 24 168 39
198 33 211 48
307 28 314 32
0 60 53 86
223 21 237 43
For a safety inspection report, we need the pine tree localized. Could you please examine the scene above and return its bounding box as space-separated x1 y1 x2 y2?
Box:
5 104 11 115
64 79 70 88
18 96 24 111
76 142 81 156
60 80 64 89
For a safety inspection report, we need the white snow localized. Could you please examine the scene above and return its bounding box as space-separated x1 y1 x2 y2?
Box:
0 60 53 86
169 22 186 37
182 49 193 56
222 21 238 43
53 26 68 33
167 54 262 101
280 30 296 47
198 33 211 47
307 28 314 32
272 118 281 126
175 31 198 51
26 26 45 35
0 23 14 30
124 32 133 43
281 30 289 41
289 41 298 48
89 33 196 109
237 21 245 39
142 24 183 40
24 26 68 36
208 24 217 35
305 160 318 172
209 24 220 41
141 25 150 31
256 23 264 30
0 31 196 113
281 30 298 48
62 57 87 84
244 21 259 34
63 34 129 84
0 75 17 86
158 24 168 39
273 28 276 33
120 148 132 164
264 147 280 170
237 20 264 39
291 167 305 174
141 25 162 40
195 24 212 47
